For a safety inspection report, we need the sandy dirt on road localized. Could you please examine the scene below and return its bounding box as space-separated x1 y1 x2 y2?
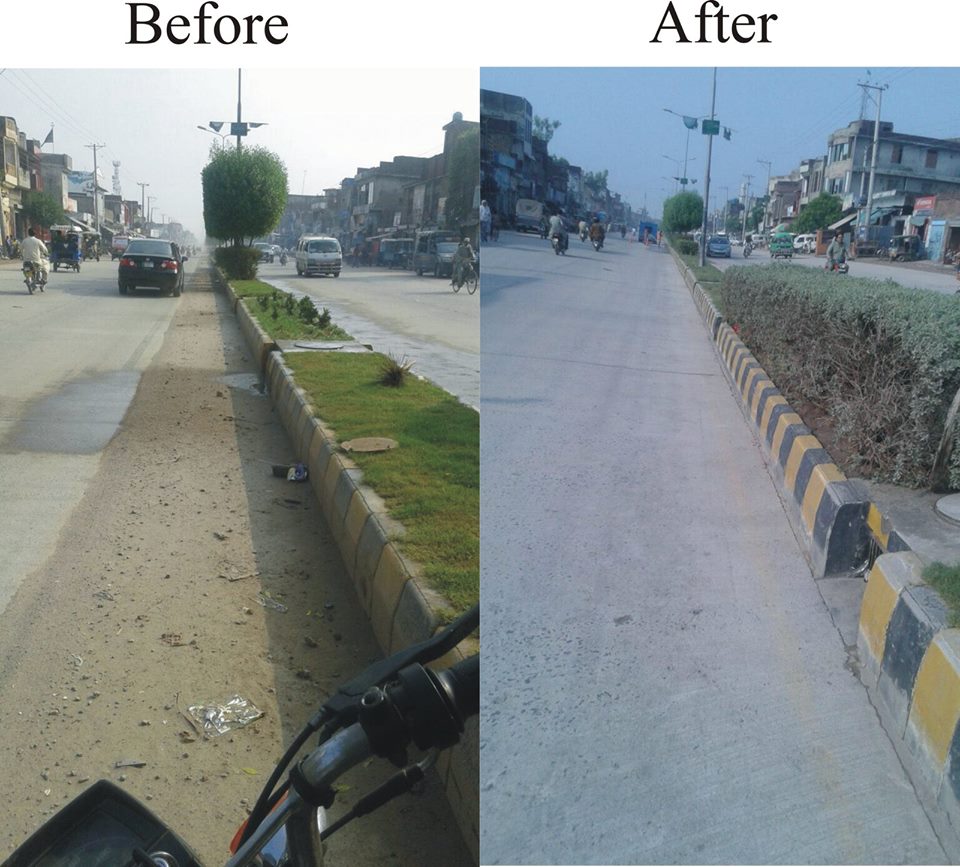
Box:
0 272 469 865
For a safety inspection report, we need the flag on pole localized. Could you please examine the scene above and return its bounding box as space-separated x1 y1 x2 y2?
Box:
42 126 54 146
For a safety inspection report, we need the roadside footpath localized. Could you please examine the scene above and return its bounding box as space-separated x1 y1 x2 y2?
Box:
210 262 479 860
668 243 960 846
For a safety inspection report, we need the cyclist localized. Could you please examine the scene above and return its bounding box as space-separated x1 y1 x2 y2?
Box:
452 237 476 288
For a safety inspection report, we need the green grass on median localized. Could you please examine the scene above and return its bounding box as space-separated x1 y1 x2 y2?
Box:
923 561 960 628
677 253 724 287
286 352 479 619
232 279 352 342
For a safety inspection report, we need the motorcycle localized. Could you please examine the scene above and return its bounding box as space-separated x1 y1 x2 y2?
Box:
6 605 479 867
743 243 753 258
280 251 288 266
22 260 45 294
826 258 849 274
551 231 569 256
579 225 589 242
591 235 604 252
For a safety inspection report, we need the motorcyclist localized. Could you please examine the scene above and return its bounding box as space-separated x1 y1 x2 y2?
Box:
546 213 568 252
578 219 588 242
452 237 476 287
589 216 605 248
20 227 49 286
826 232 847 270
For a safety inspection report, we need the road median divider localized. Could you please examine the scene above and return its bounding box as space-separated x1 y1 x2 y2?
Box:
212 265 478 861
667 245 960 837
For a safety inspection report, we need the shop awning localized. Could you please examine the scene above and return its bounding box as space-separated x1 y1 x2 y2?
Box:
828 213 857 231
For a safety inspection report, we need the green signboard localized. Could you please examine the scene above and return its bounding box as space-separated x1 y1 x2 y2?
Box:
702 119 720 135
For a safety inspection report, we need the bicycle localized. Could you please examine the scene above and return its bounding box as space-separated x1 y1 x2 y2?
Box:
6 605 479 866
452 261 478 295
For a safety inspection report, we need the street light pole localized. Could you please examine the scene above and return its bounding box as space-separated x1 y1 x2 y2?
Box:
197 125 228 148
699 68 718 267
137 182 149 233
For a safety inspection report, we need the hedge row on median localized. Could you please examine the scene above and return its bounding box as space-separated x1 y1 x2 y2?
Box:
717 264 960 490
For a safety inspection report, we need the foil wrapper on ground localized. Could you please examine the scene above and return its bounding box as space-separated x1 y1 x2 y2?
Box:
188 695 264 736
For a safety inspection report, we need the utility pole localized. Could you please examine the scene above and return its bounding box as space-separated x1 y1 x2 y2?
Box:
756 158 772 234
85 143 105 240
137 182 149 234
858 80 888 248
741 174 753 241
699 68 718 267
236 68 243 151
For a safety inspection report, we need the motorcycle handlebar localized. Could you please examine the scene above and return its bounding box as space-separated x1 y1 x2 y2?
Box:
438 654 480 721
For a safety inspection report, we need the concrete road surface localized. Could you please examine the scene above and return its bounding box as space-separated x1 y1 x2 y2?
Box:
479 232 956 864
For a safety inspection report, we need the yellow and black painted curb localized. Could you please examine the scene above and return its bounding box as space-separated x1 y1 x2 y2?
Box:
857 552 960 818
214 269 478 860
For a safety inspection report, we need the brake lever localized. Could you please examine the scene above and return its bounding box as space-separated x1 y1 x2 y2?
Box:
320 603 479 724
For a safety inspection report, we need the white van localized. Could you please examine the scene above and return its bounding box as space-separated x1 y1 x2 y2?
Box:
793 233 817 253
296 235 342 277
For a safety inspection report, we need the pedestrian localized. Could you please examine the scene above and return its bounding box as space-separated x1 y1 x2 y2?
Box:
480 200 492 243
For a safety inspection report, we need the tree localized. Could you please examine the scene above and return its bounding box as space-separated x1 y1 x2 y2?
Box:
662 191 704 234
533 115 561 144
791 192 843 235
583 170 609 196
445 126 480 229
21 190 64 231
202 146 288 247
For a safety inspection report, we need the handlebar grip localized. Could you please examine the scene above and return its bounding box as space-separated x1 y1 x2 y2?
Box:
438 654 479 720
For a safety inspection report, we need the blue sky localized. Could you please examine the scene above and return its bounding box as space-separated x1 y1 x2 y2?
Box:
480 68 960 220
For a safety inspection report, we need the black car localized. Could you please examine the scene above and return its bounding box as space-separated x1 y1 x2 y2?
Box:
118 239 188 296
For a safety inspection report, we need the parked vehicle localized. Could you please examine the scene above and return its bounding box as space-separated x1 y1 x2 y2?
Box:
118 238 188 296
706 235 732 258
295 235 342 277
887 234 923 262
515 198 545 233
378 238 414 269
413 230 459 277
111 235 131 260
793 233 816 253
5 605 479 867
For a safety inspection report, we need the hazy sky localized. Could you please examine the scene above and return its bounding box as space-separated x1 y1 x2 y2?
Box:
0 68 478 237
479 67 960 219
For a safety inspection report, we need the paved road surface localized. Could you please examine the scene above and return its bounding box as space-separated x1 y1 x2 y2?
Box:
479 232 955 864
0 258 188 616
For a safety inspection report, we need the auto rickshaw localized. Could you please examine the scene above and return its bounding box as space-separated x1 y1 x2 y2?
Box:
887 234 922 262
50 226 82 272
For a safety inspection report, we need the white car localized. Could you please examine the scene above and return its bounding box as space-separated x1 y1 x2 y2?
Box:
793 233 816 253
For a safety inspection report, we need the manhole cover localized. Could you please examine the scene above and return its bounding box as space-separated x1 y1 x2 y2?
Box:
935 494 960 526
342 437 398 454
